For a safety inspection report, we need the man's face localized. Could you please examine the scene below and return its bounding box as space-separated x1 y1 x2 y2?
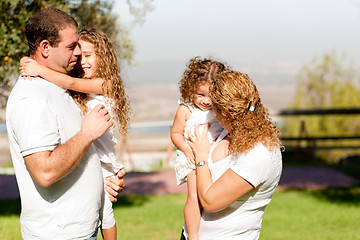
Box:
48 25 81 73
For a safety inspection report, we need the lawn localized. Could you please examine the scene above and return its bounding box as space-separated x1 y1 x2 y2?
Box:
1 184 360 240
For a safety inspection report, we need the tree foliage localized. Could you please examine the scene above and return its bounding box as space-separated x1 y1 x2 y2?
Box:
0 0 153 106
284 52 360 161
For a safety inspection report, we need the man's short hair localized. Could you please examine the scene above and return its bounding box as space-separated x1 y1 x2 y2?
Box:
25 8 78 55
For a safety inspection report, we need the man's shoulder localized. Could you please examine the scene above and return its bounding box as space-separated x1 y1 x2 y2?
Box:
10 77 60 100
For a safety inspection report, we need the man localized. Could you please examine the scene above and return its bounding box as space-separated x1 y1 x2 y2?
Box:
6 8 124 239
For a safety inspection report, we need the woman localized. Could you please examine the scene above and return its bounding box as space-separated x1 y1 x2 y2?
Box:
188 70 283 239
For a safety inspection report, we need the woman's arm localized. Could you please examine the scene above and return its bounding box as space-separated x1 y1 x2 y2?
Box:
190 125 254 212
197 168 253 212
20 57 104 94
170 104 195 164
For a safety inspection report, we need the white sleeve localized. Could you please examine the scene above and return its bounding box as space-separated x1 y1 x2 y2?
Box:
10 97 60 156
230 145 271 188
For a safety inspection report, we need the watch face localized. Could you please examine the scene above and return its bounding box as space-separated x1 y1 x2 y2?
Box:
196 161 207 168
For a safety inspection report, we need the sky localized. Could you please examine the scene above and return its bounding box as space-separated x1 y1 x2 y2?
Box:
114 0 360 87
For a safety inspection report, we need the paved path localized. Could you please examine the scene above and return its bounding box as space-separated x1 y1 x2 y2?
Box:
278 166 357 189
0 166 358 199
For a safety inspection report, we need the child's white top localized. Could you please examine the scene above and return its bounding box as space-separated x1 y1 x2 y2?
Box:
87 94 123 179
174 101 223 186
182 101 223 143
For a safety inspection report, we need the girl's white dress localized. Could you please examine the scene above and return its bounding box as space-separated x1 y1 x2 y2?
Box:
174 101 223 185
87 93 123 229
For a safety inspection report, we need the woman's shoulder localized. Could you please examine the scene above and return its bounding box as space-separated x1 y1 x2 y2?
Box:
229 144 282 186
246 143 282 169
232 143 280 163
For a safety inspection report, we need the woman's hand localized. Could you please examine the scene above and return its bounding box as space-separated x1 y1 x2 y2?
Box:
183 145 195 165
188 124 212 164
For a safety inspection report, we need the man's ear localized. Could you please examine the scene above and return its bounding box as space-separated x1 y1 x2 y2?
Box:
39 40 51 58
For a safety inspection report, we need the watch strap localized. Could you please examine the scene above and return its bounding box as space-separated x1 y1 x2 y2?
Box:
196 161 208 169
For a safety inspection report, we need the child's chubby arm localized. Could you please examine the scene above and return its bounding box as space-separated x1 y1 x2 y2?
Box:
20 57 104 94
170 104 195 164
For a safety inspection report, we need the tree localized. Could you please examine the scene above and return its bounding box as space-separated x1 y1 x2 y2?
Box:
284 52 360 162
0 0 153 107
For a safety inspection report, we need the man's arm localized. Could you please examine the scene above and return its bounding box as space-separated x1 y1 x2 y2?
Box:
24 104 112 187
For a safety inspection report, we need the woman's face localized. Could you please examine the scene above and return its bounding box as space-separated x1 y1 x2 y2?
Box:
193 82 212 111
213 107 232 132
79 39 97 78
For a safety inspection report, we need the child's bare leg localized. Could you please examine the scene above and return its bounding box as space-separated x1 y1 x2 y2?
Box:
184 170 201 240
101 224 117 240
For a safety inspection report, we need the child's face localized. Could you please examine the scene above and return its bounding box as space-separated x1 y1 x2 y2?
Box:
79 39 98 78
193 82 212 111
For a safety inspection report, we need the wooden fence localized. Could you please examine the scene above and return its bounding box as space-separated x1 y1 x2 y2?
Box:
279 108 360 161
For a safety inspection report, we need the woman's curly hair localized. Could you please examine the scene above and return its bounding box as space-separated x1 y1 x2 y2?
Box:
210 70 282 154
71 28 131 136
179 57 228 103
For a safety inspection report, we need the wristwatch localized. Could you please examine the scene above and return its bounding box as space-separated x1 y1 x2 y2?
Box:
196 161 208 169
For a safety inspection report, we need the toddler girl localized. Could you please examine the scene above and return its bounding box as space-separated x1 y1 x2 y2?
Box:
20 28 130 240
170 57 227 240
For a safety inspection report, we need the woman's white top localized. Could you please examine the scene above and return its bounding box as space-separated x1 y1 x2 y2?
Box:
198 130 282 240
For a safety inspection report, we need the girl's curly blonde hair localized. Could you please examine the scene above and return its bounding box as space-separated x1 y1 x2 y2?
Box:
179 57 228 104
71 28 131 136
210 70 282 154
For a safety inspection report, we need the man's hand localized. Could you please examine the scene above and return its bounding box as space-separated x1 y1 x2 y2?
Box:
81 104 113 142
105 168 126 202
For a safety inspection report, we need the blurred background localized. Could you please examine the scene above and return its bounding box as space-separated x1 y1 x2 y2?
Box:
1 0 360 178
1 1 360 239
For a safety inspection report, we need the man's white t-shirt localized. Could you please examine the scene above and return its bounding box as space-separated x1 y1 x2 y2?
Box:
6 77 104 239
197 130 282 240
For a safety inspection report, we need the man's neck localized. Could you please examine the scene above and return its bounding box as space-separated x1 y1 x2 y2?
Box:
31 53 50 69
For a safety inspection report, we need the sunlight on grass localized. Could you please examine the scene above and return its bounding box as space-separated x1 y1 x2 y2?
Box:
1 188 359 240
261 187 360 240
99 194 186 240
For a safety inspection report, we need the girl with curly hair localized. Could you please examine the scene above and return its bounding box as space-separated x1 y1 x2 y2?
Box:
20 28 130 240
188 70 283 239
171 57 227 240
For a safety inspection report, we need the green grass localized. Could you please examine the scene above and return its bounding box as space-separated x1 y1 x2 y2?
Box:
261 186 360 240
0 199 21 240
108 194 186 240
1 186 360 240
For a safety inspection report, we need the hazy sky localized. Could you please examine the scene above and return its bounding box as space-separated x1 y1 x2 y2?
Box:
114 0 360 86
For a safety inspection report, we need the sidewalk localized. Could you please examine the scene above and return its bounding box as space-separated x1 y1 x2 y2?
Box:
0 166 357 199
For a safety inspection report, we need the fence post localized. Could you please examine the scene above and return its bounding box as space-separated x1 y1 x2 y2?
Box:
311 138 317 162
